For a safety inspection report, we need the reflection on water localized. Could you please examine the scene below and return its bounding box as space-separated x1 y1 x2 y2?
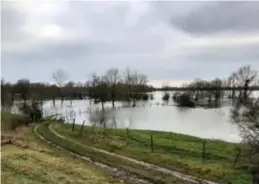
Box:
43 91 259 143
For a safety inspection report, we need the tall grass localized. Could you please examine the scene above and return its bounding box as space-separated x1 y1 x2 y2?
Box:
1 110 28 131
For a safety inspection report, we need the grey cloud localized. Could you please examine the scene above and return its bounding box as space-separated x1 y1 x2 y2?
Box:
172 2 259 35
1 2 27 42
1 1 259 83
182 43 259 63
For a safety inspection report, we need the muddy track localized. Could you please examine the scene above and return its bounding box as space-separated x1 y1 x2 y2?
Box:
34 123 153 184
37 122 220 184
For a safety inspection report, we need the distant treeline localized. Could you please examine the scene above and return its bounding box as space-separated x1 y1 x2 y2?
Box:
1 65 259 109
1 67 154 109
157 86 259 91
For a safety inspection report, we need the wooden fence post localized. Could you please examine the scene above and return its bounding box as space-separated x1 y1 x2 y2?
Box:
72 118 75 132
126 128 129 137
150 135 154 152
233 148 241 167
202 140 206 163
79 120 85 135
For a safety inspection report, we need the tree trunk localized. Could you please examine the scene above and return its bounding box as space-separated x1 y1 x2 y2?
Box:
112 99 115 108
53 97 56 106
232 89 236 99
244 79 250 101
111 90 115 108
101 101 104 112
133 98 136 107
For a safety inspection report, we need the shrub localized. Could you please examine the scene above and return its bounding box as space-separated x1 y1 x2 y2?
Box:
177 93 195 107
142 94 149 101
19 101 43 123
162 93 170 101
1 110 28 130
150 94 154 100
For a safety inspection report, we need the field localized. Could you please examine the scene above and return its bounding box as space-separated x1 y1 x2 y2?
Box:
36 122 191 184
1 126 129 184
0 109 254 184
52 122 253 184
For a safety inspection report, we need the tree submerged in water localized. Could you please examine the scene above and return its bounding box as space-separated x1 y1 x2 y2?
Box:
173 93 195 108
19 101 43 123
162 93 170 102
231 98 259 182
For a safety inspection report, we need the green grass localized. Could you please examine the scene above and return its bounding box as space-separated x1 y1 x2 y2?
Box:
1 125 129 184
37 122 193 184
52 123 253 184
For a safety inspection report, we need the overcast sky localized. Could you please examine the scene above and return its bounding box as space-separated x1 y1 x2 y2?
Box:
1 1 259 87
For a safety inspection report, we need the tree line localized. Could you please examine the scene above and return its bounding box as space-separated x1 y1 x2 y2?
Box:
1 65 258 110
158 65 259 107
1 67 153 109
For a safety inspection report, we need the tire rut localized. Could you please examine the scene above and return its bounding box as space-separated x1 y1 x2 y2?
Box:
34 123 153 184
48 123 220 184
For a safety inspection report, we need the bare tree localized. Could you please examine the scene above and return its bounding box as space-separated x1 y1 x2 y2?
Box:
231 98 259 182
52 69 69 104
231 65 258 100
231 66 259 182
210 78 223 104
228 73 239 100
88 73 109 112
105 68 120 108
124 68 148 107
124 68 134 105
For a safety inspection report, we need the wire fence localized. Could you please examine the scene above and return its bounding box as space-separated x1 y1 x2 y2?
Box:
124 128 244 167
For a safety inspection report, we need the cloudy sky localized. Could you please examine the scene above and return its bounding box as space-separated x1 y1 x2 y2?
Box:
1 1 259 87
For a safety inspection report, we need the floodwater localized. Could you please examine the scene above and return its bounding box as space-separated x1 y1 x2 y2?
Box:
42 91 259 143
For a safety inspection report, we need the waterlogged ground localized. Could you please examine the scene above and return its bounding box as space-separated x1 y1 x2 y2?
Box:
41 91 251 142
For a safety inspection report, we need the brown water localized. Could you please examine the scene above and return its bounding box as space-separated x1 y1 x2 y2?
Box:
42 91 259 143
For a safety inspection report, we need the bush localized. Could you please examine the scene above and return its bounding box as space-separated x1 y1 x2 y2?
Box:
142 94 149 101
19 101 43 123
1 110 28 131
150 94 154 100
177 94 195 107
162 93 170 101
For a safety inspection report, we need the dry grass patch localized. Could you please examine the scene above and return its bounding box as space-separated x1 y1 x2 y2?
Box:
1 145 125 184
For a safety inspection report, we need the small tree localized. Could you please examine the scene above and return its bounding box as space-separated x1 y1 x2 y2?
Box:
162 93 170 102
124 68 148 107
15 78 30 106
210 78 223 104
105 68 120 108
88 73 110 112
177 93 195 108
230 65 258 101
19 100 43 123
52 69 69 105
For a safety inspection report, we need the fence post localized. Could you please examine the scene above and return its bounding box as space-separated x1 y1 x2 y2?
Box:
72 118 75 132
202 140 206 163
233 148 241 167
79 120 85 135
126 128 129 137
150 135 154 152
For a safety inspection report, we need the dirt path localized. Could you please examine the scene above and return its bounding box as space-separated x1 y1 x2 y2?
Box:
34 123 153 184
46 123 219 184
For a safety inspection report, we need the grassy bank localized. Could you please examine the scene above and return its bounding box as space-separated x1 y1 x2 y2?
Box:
53 123 253 184
1 125 130 184
37 122 192 184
